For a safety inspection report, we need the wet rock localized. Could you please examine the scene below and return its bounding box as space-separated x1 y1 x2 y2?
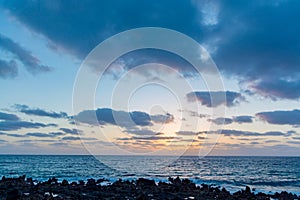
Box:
87 178 96 186
245 185 251 193
136 178 155 187
6 189 21 200
0 176 299 200
61 179 69 186
78 180 85 185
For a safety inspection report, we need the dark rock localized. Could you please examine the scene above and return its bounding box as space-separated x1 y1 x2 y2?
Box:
136 178 156 187
6 189 21 200
0 176 299 200
70 181 77 186
173 176 181 185
87 178 96 186
96 178 106 184
78 180 85 185
245 186 251 193
61 179 69 186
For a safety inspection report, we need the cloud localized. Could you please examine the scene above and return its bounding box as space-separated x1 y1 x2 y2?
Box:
250 78 300 100
256 109 300 126
209 115 254 125
186 91 244 107
61 136 80 140
151 113 174 124
1 0 200 57
250 141 260 145
59 128 81 135
192 0 220 26
287 141 300 145
188 111 209 118
74 108 173 128
232 115 253 123
0 111 20 121
0 120 57 131
0 139 7 143
208 117 233 125
0 33 52 76
6 133 26 138
265 140 280 143
0 59 18 78
14 104 68 119
3 0 300 99
49 132 65 136
61 136 97 141
26 132 56 138
0 132 26 138
218 129 291 137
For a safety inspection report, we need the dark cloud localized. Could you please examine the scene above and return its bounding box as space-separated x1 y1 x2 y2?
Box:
0 131 26 137
198 136 206 140
250 78 300 100
0 33 52 76
0 120 57 131
3 0 300 99
15 104 68 119
0 59 18 78
1 0 199 58
287 141 300 145
218 129 291 137
0 111 20 121
61 136 80 141
208 117 233 125
256 109 300 126
49 132 65 136
209 115 254 125
74 108 173 128
208 1 300 100
250 141 260 145
59 128 80 135
232 116 253 123
49 142 68 146
264 140 279 143
6 133 26 138
61 136 97 141
26 132 56 138
151 113 174 124
188 111 210 118
187 91 244 107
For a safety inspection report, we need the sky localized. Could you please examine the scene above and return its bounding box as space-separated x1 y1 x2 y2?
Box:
0 0 299 156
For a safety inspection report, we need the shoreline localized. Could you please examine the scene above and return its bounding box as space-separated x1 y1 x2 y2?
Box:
0 176 299 200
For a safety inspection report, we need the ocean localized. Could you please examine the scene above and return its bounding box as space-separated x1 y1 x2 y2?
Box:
0 155 299 195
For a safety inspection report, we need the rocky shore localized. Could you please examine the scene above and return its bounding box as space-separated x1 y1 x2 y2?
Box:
0 176 299 200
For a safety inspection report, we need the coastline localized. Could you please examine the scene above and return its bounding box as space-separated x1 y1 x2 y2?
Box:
1 176 299 200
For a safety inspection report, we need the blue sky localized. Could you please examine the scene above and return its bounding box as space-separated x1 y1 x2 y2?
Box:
0 0 299 155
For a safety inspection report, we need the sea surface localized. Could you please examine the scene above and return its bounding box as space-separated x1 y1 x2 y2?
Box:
0 155 299 194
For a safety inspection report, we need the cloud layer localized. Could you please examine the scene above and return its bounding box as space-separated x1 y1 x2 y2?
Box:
14 104 68 119
74 108 174 128
256 109 300 126
0 34 52 77
2 1 300 99
186 91 244 107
